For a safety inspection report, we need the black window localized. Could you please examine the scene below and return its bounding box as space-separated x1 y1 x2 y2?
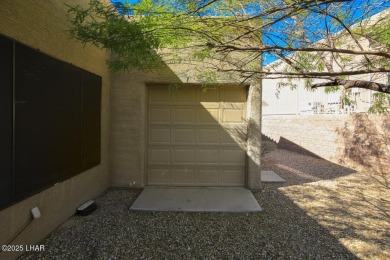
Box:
0 36 13 208
0 34 102 209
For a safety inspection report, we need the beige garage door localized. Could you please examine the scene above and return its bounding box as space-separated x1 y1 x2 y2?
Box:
147 86 247 186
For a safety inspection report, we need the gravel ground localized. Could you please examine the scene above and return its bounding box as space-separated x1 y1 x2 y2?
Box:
19 149 389 259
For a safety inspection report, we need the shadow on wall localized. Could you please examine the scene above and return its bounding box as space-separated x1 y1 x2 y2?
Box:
277 137 321 159
261 134 275 143
262 149 356 187
337 113 390 175
261 133 321 158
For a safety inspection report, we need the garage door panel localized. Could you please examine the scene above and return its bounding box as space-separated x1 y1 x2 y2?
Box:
222 169 245 185
149 128 171 144
223 88 246 102
173 168 195 184
175 88 196 104
199 89 219 103
149 168 171 184
150 88 172 103
198 169 219 184
221 127 247 145
220 130 238 145
174 108 196 124
200 102 220 109
221 149 246 166
149 148 171 164
150 108 171 123
197 149 219 164
199 108 219 124
174 128 195 144
222 109 245 123
148 86 247 187
221 102 246 109
198 128 220 144
174 149 195 164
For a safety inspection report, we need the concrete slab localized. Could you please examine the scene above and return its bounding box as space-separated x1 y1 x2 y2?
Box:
261 171 286 182
130 187 262 212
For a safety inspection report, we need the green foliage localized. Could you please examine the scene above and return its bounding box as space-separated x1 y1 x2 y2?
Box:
303 78 314 90
197 70 218 85
167 83 183 92
67 0 165 71
192 48 212 61
341 93 354 107
367 17 390 49
324 86 340 93
368 93 390 114
67 0 267 73
66 0 390 112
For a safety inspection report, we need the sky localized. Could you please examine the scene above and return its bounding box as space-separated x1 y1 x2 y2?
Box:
110 0 389 65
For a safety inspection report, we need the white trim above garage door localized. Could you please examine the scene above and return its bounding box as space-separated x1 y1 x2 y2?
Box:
147 85 247 187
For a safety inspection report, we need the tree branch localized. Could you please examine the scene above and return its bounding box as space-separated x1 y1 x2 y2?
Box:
310 8 374 66
220 68 390 77
212 44 390 59
312 79 390 94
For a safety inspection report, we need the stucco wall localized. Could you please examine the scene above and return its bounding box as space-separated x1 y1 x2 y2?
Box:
0 1 111 259
262 114 390 174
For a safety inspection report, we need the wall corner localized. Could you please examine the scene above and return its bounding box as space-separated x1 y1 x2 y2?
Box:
246 82 262 190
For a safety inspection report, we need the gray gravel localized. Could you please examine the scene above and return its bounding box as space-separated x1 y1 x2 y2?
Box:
19 149 358 260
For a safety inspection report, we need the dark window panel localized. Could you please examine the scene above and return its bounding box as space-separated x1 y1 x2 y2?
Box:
81 71 101 171
0 35 13 208
13 43 82 200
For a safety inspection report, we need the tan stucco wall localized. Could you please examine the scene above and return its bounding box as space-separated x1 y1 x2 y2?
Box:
0 1 111 259
247 83 262 189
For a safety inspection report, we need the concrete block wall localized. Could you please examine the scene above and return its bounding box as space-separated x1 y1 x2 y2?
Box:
0 1 111 259
262 113 390 174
